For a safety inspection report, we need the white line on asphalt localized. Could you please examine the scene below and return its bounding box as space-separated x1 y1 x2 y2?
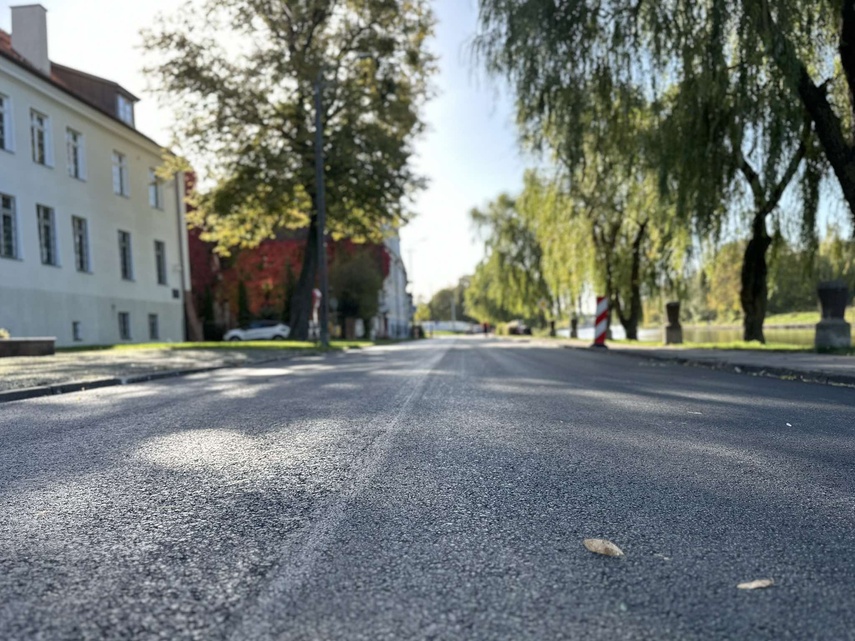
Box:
229 342 450 641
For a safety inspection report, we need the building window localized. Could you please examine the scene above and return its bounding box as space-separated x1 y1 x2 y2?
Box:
148 314 159 340
118 312 131 340
72 216 90 272
148 169 163 209
37 204 57 266
72 321 82 342
117 95 134 126
154 240 167 285
0 93 13 152
30 110 51 166
66 129 86 180
112 151 129 196
1 194 17 259
118 230 133 280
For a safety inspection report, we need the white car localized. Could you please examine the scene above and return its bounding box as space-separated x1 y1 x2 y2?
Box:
224 320 291 341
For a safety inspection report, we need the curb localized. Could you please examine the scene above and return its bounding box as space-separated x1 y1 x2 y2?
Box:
563 344 855 388
0 365 229 404
0 350 338 405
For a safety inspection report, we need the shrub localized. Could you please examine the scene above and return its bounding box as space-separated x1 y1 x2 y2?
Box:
0 328 9 339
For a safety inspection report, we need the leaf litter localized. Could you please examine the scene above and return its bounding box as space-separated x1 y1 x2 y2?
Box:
737 579 774 590
583 538 624 557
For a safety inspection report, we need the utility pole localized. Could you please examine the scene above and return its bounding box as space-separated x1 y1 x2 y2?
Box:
313 71 330 348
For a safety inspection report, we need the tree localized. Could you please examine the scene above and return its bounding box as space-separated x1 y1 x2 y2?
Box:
144 0 435 339
328 246 384 336
425 281 475 323
473 0 835 342
470 194 552 325
237 280 251 326
464 259 517 325
473 0 855 225
413 302 431 323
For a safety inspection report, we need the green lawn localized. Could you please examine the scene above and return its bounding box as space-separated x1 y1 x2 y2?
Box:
58 340 374 353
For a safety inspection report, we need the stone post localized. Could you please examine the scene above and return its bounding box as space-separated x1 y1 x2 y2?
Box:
664 301 683 345
815 280 851 350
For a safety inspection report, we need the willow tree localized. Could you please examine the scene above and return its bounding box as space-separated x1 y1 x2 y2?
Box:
144 0 434 339
474 0 839 342
469 194 552 325
475 0 852 224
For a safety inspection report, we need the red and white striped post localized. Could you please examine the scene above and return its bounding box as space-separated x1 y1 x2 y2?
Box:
592 296 608 348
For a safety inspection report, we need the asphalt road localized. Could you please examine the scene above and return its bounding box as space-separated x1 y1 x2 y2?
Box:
1 338 853 640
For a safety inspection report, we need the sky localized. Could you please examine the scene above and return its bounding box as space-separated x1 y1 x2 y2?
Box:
0 0 525 302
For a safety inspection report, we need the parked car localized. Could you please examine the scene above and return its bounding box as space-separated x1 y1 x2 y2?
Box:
224 320 291 341
507 321 532 335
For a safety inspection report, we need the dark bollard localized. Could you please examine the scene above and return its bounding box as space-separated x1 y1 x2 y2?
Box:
665 301 683 345
570 315 579 339
549 320 556 337
815 280 851 349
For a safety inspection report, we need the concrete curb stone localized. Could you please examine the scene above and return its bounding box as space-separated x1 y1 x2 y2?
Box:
0 351 331 405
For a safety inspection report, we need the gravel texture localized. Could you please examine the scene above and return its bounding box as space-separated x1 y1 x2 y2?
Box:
0 338 853 640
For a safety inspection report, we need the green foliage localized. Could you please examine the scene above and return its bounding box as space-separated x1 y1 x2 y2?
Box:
144 0 436 253
469 193 552 324
329 247 384 323
474 0 855 227
704 242 745 322
413 303 431 322
237 280 251 325
424 279 475 322
281 263 296 323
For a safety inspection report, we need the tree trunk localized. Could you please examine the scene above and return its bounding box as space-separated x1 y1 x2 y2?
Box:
290 212 319 340
616 222 647 341
740 213 772 343
755 3 855 226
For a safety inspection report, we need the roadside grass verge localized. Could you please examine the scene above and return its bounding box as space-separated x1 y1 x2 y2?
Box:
58 340 374 354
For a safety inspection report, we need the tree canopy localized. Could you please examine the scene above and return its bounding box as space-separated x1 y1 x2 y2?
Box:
144 0 435 337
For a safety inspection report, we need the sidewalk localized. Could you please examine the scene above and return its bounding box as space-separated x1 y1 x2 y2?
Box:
0 347 301 402
567 342 855 387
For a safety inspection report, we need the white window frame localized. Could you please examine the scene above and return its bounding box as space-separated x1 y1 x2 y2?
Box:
1 193 18 259
148 168 163 209
0 93 14 152
117 95 134 126
118 312 131 340
30 109 53 166
154 240 167 285
118 230 133 280
72 216 90 272
37 204 58 266
66 128 86 180
112 151 129 196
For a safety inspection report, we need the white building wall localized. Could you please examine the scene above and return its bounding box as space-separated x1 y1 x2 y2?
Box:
0 57 188 346
377 234 411 339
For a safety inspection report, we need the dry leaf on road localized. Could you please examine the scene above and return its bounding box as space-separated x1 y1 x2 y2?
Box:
583 538 624 557
737 579 774 590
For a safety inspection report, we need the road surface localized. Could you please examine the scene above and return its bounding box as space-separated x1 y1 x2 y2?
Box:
1 338 853 640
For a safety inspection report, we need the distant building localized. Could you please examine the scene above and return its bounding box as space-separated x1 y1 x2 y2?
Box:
0 5 190 346
376 234 412 339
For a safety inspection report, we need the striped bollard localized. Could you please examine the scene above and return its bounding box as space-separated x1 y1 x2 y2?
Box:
592 296 608 348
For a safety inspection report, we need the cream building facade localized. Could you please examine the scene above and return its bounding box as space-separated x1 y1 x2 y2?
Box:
375 234 413 339
0 5 190 347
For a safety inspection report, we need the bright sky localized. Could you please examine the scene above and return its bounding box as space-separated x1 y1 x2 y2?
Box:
0 0 524 302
